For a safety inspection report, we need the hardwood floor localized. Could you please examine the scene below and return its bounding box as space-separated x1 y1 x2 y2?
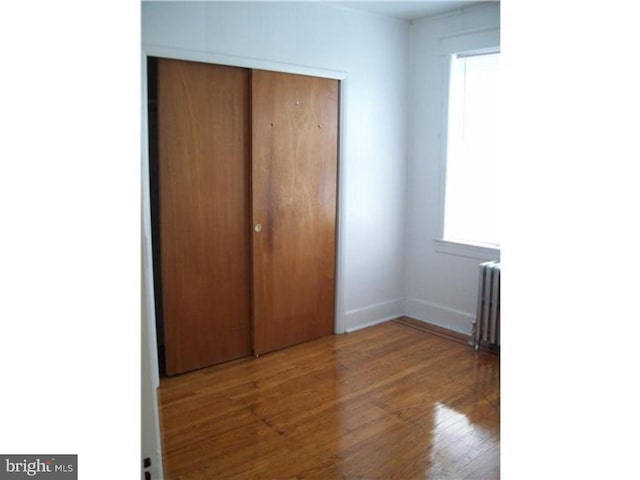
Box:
157 319 500 479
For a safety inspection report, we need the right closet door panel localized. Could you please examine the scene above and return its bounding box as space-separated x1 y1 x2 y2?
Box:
251 70 339 355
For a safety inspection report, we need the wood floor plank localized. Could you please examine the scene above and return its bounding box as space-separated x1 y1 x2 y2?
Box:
158 320 500 479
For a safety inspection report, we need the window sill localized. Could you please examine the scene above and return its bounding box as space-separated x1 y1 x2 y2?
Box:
433 239 500 261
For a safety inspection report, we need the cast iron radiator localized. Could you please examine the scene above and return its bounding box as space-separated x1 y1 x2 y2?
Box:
471 261 501 351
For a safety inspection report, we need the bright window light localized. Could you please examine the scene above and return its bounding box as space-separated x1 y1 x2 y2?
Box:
444 51 501 248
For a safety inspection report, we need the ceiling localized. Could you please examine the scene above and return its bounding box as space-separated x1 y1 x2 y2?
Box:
330 1 483 21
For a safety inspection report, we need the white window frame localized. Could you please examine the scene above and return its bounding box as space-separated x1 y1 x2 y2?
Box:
435 46 501 261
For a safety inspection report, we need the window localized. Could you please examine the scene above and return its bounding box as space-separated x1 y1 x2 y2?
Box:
443 50 501 249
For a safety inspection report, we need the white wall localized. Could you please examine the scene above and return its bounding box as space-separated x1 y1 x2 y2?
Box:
405 2 500 335
141 1 409 347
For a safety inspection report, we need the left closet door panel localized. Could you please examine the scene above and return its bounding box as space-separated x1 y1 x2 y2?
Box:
158 59 252 375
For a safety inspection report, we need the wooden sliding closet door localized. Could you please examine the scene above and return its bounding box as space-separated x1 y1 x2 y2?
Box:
158 59 252 375
251 70 339 355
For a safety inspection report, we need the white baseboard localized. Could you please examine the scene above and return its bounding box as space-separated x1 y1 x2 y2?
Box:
344 298 404 333
405 298 474 336
342 298 475 336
